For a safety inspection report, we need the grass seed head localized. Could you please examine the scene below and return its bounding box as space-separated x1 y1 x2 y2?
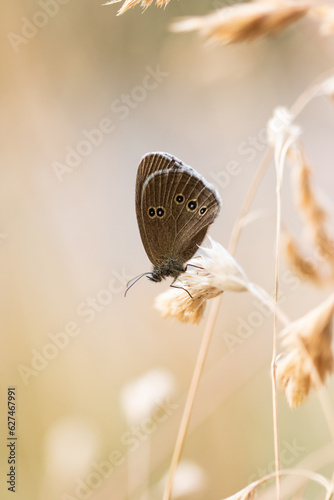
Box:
171 0 310 45
277 294 334 407
155 240 249 324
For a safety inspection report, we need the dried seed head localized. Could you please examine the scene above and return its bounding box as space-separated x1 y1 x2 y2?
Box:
267 107 295 141
277 293 334 407
155 240 249 324
288 146 334 283
155 280 220 324
314 227 334 263
120 369 176 422
171 0 310 45
267 107 301 181
310 6 334 37
276 351 313 407
104 0 169 15
200 239 249 292
285 234 322 284
290 149 327 226
160 461 207 497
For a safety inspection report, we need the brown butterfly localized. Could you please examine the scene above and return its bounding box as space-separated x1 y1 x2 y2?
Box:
126 152 221 294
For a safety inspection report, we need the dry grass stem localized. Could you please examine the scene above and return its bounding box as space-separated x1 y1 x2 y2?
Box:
170 0 310 45
228 147 274 254
272 188 281 500
317 74 334 98
162 295 222 500
104 0 170 15
267 103 300 499
290 70 334 117
276 293 334 408
220 468 334 500
222 489 255 499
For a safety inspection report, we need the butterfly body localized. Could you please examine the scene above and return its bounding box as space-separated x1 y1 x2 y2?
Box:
148 259 186 282
135 152 221 284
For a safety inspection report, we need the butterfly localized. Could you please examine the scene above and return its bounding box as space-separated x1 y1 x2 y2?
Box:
126 152 221 294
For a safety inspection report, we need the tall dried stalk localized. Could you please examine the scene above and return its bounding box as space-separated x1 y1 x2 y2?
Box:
162 295 222 500
268 106 299 500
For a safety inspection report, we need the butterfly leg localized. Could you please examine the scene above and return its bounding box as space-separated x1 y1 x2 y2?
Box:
185 263 203 271
170 279 193 299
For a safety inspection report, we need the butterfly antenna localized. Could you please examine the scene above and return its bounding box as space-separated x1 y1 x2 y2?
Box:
124 272 153 297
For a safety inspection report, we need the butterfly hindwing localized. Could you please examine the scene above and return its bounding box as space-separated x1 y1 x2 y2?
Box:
135 152 221 269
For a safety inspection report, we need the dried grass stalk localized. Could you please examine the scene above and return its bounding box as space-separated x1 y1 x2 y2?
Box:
316 74 334 99
276 293 334 408
171 0 310 45
220 468 334 500
222 489 255 500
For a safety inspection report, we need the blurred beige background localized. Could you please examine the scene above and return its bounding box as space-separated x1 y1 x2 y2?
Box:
1 1 334 499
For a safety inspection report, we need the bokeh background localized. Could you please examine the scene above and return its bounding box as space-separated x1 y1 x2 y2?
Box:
1 1 334 499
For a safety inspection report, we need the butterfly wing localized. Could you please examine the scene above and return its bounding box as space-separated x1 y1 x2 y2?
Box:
135 152 221 267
